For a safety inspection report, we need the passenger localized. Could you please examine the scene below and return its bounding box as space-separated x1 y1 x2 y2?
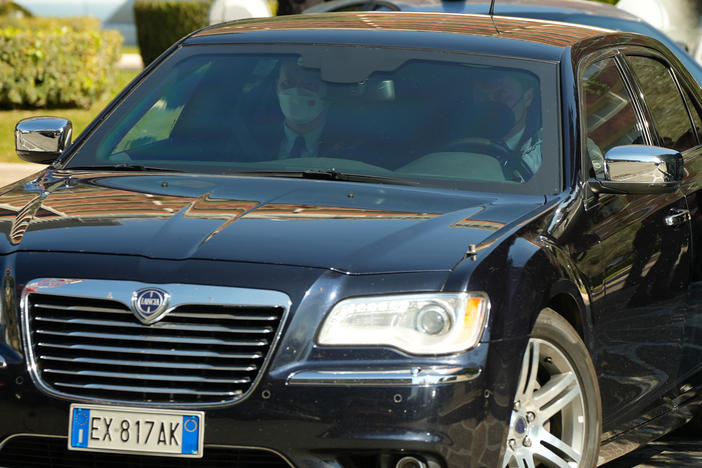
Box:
275 60 331 158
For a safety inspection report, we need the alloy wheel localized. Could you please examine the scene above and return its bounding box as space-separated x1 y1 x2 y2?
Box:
502 338 586 467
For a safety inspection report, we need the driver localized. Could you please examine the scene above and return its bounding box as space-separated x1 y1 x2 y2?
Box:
473 71 542 177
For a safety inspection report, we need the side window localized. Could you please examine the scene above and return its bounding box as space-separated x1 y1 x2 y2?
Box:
113 99 184 154
627 56 696 152
582 57 644 178
684 88 702 141
111 64 212 156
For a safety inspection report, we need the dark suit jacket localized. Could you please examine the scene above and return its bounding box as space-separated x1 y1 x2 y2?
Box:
252 113 367 161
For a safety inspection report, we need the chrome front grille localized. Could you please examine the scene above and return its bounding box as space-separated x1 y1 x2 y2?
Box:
22 279 290 406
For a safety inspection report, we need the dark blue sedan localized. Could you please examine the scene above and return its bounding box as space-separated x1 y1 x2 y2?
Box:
4 10 702 468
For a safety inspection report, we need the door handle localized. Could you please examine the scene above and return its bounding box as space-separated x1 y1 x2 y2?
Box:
665 208 690 227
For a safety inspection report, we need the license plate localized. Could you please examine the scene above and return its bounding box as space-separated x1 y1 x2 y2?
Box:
68 404 204 457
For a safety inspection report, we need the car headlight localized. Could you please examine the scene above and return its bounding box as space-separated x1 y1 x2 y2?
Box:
317 293 489 355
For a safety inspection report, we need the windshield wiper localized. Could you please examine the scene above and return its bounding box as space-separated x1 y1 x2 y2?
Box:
301 169 354 181
303 169 420 186
66 164 182 172
229 169 419 186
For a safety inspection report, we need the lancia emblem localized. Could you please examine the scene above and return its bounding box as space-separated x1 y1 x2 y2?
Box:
131 288 170 325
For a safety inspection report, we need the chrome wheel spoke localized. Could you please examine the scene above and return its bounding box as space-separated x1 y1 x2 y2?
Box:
517 340 541 401
504 450 536 468
534 441 576 468
533 372 577 411
540 430 581 464
523 453 537 468
502 448 515 467
540 383 580 422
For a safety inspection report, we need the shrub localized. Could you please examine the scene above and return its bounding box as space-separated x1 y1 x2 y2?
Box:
1 16 101 32
0 1 32 17
134 0 211 66
0 20 123 109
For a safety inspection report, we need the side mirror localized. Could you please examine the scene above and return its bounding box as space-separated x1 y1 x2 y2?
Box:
15 117 73 164
588 145 683 194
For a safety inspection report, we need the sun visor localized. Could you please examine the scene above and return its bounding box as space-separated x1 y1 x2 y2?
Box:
299 47 408 83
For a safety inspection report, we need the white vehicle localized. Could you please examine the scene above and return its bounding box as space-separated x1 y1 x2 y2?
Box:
617 0 701 60
209 0 272 25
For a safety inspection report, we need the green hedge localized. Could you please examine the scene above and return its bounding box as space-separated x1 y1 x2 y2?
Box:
0 20 122 109
1 16 101 31
134 0 211 66
0 1 32 17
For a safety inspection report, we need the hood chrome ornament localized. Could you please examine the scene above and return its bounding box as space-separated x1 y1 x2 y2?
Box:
131 287 170 324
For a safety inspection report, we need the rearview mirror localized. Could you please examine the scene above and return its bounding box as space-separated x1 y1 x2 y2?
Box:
15 117 73 164
588 145 683 194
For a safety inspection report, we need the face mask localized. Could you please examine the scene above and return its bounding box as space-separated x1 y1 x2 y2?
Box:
278 88 326 125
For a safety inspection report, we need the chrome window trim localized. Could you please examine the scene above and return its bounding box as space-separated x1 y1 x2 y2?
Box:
21 278 291 408
287 366 481 386
0 434 295 467
618 46 702 150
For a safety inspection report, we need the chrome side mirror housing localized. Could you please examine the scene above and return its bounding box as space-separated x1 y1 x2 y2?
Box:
589 145 684 194
15 117 73 164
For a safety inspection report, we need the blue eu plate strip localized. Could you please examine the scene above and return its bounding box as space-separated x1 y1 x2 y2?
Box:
181 415 200 454
71 408 91 448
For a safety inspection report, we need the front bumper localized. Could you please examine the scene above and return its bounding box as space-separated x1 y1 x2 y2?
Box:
0 341 519 468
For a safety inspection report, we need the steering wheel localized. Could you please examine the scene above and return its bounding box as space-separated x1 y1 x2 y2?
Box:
439 137 533 182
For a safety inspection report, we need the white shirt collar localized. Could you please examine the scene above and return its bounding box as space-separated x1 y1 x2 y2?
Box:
505 126 526 151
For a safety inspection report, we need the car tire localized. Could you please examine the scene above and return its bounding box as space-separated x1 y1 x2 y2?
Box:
502 308 602 468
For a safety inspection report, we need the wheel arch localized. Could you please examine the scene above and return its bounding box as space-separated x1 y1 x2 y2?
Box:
548 293 584 337
539 237 596 351
519 238 595 350
454 231 595 346
545 284 595 351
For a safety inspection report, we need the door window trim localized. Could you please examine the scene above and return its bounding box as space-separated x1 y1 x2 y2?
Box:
618 46 701 150
576 48 654 188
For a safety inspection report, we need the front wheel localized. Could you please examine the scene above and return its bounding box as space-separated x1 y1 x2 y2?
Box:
502 308 601 468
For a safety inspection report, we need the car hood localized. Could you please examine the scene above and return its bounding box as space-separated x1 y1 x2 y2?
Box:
0 172 546 274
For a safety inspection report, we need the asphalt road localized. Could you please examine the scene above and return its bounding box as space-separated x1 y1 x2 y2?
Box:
0 163 44 187
601 428 702 467
0 163 44 186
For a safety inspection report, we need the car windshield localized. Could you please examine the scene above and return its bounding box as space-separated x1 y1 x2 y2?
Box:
65 44 560 194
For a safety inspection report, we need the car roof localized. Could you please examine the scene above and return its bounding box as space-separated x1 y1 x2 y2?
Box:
188 11 621 61
296 0 702 88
